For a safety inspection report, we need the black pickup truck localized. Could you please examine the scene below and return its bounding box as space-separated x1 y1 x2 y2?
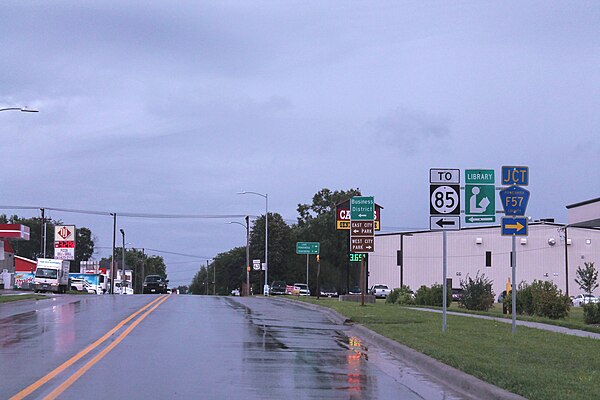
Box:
143 275 169 294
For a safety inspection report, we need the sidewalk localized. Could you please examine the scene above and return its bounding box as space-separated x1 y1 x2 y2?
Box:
408 307 600 340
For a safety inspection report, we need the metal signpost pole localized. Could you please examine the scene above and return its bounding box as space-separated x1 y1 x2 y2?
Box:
512 235 517 333
306 254 309 289
443 230 447 332
360 257 365 306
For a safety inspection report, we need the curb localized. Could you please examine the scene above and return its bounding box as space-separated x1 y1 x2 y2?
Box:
283 298 525 400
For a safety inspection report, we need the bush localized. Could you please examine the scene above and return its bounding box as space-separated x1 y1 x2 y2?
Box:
583 303 600 325
415 284 452 307
386 285 415 305
459 271 495 311
504 280 570 319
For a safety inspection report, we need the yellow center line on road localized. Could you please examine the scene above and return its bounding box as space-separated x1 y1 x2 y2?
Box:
9 295 168 400
42 294 171 400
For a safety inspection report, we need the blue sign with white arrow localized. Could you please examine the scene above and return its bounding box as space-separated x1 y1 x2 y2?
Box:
501 217 528 236
499 185 530 216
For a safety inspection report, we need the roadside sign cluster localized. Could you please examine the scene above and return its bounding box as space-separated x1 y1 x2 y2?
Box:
429 169 460 230
429 166 531 234
336 200 382 230
350 196 375 253
500 166 530 236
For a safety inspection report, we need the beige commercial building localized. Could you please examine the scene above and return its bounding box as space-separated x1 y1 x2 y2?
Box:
370 198 600 298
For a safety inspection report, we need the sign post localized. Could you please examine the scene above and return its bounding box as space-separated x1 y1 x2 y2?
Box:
350 196 375 306
54 225 76 260
296 242 320 290
500 165 530 334
430 169 460 333
429 169 460 231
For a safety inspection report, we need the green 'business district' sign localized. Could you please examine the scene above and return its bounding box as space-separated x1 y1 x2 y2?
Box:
350 196 374 220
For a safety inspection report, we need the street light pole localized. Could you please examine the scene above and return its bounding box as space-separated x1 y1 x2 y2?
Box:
227 216 250 296
238 191 268 295
0 107 38 113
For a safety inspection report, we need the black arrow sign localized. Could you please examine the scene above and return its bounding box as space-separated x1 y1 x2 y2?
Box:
436 218 456 228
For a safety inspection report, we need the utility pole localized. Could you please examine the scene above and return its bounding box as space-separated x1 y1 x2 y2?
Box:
120 229 125 294
111 213 116 294
141 248 145 294
245 216 250 296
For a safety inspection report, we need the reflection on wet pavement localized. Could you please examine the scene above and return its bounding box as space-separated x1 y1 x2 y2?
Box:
231 297 469 400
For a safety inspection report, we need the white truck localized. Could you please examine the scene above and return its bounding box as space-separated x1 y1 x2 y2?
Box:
34 258 70 293
369 284 392 299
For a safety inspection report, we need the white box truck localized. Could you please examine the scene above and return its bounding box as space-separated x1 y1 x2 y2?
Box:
34 258 70 293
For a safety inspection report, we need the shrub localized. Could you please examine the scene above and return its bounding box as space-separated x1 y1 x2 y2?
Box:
415 284 452 307
459 271 495 311
583 303 600 325
504 280 570 319
386 285 415 305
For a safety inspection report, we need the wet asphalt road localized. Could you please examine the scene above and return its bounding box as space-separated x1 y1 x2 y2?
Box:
0 294 469 399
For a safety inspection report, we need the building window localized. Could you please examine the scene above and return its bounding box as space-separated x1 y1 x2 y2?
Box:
485 251 492 267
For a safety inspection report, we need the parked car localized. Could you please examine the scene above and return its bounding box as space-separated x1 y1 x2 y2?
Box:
369 284 391 298
348 286 361 295
231 289 240 296
293 283 310 296
572 294 599 306
319 285 338 297
451 288 464 301
270 281 287 295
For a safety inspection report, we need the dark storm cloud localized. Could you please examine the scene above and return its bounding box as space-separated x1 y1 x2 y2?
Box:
370 108 450 154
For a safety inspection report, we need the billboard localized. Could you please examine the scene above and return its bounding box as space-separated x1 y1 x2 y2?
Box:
54 225 76 260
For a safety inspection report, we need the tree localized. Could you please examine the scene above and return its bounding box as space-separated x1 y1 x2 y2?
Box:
249 212 293 288
74 227 96 265
459 271 495 311
575 262 599 296
101 248 167 292
295 188 361 294
1 214 96 265
189 266 209 295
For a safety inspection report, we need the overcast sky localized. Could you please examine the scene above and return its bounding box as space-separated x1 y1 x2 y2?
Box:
2 1 599 287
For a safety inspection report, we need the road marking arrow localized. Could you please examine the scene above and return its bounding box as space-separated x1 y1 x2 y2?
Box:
505 222 524 231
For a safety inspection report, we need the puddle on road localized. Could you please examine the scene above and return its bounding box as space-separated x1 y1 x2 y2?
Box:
227 297 470 399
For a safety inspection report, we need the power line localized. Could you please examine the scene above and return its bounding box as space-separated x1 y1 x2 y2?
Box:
0 205 257 219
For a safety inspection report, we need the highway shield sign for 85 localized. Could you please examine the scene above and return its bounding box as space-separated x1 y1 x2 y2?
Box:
430 185 460 215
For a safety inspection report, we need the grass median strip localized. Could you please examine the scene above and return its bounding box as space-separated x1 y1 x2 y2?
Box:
298 298 600 400
0 294 48 303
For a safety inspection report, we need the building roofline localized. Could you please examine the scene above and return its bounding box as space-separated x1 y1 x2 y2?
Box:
376 221 600 237
566 197 600 209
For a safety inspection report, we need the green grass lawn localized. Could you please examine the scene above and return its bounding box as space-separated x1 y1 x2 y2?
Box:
297 298 600 400
0 294 48 303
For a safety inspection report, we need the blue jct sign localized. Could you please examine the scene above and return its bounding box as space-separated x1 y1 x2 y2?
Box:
501 166 529 186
